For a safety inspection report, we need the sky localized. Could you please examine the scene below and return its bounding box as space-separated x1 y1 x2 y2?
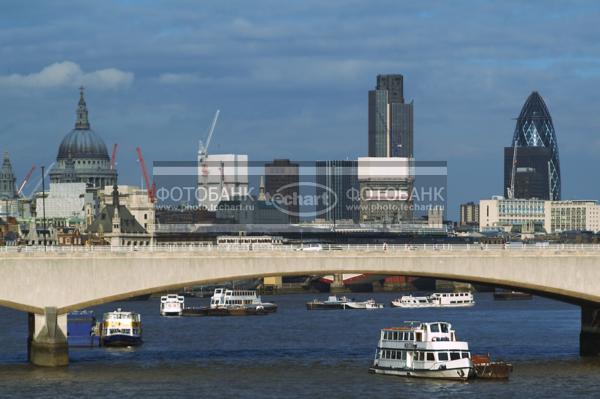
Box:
1 0 599 219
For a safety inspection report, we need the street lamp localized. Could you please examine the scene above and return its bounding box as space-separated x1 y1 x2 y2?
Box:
41 166 47 251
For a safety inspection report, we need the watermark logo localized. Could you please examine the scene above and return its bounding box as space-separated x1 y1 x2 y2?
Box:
270 182 337 218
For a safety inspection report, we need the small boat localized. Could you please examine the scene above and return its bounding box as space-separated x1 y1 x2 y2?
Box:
160 294 185 316
67 310 100 347
391 292 475 308
306 295 352 310
369 321 473 380
346 299 384 309
182 288 277 316
493 290 532 300
472 354 513 379
100 309 143 347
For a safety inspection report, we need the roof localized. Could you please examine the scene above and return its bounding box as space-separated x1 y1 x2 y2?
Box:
86 204 147 234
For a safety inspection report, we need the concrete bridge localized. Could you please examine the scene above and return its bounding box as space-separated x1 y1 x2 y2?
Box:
1 244 600 366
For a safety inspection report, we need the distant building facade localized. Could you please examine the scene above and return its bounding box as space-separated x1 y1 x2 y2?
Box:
506 91 561 200
459 202 480 226
50 87 117 189
316 160 359 223
102 185 155 235
545 201 600 234
197 154 248 212
368 74 413 158
358 157 413 223
504 146 552 200
265 159 299 223
0 152 17 200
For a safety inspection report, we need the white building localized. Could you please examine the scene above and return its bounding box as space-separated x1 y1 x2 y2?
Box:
358 157 414 223
544 200 600 234
35 183 87 220
479 197 600 234
102 185 155 235
197 154 248 211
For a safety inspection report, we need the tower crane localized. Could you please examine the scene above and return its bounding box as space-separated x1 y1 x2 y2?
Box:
198 110 220 164
136 147 156 203
507 143 518 199
17 166 36 196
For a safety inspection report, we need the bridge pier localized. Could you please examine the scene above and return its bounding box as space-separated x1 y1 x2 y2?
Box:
28 307 69 367
330 274 348 294
580 304 600 356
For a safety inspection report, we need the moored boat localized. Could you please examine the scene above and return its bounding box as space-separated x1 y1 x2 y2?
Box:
369 321 473 380
160 294 185 316
346 299 384 309
181 288 277 316
472 354 513 379
306 295 352 310
390 295 436 308
391 292 475 308
100 309 143 347
493 290 532 300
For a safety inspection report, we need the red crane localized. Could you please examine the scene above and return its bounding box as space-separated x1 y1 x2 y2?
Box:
17 165 36 196
135 147 156 203
110 143 118 170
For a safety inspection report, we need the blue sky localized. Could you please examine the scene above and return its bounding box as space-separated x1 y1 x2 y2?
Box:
1 0 599 219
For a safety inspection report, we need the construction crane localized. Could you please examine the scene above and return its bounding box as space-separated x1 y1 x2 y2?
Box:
198 110 220 165
110 143 118 170
135 147 156 203
507 143 518 199
17 166 36 196
28 162 54 198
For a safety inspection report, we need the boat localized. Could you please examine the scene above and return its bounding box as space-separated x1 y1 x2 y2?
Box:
369 321 473 380
100 309 143 347
67 310 100 347
182 288 277 316
160 294 185 316
472 354 513 379
391 292 475 308
346 299 384 309
493 290 533 300
390 295 437 308
306 295 352 310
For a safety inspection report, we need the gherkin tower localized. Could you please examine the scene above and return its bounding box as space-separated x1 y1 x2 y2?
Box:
510 91 561 200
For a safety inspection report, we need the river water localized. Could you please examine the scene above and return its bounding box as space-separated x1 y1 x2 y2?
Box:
0 293 598 398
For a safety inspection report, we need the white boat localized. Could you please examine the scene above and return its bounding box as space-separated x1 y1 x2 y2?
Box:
160 294 185 316
101 308 143 347
429 292 475 307
210 288 277 313
369 321 473 380
346 299 384 309
391 292 475 308
391 295 436 308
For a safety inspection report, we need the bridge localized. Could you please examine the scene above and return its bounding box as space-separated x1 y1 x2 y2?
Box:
1 244 599 366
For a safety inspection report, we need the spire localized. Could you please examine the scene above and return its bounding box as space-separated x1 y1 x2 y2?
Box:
112 184 120 208
258 175 266 201
75 86 90 130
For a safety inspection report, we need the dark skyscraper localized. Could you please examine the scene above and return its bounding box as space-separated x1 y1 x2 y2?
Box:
265 159 299 223
505 91 561 200
368 74 414 158
316 160 359 223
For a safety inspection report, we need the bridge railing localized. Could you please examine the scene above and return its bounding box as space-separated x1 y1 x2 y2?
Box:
2 242 600 254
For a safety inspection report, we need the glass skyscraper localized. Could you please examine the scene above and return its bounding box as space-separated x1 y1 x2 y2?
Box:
316 160 359 223
368 74 414 158
506 91 561 200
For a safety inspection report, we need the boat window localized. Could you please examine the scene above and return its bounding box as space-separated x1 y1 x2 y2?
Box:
430 324 440 333
418 352 425 361
440 324 449 333
450 352 461 360
438 352 449 361
391 351 397 360
409 332 414 341
427 352 435 361
416 332 422 342
462 352 470 359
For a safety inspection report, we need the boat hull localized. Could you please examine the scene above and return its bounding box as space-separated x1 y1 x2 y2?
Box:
101 334 143 347
181 303 277 316
306 302 351 310
369 366 472 381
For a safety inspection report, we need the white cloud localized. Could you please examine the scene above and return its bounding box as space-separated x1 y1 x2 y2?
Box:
0 61 134 89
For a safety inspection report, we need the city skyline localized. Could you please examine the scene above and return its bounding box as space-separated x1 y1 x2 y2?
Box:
1 1 600 220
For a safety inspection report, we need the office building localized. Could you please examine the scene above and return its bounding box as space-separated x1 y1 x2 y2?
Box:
265 159 299 223
316 160 359 223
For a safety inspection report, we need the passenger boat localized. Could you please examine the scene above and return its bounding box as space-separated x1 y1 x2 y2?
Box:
100 309 143 347
369 321 473 380
390 295 436 308
182 288 277 316
306 295 352 310
391 292 475 308
67 310 100 347
160 294 185 316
